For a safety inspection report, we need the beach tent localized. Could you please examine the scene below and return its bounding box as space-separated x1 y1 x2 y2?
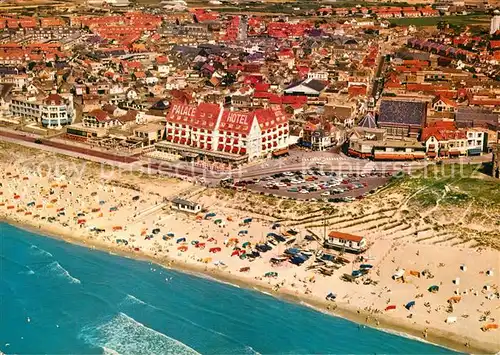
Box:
176 237 186 244
227 216 233 221
112 226 122 231
195 243 205 249
360 264 373 270
446 316 457 324
428 285 439 293
286 229 298 236
264 272 278 278
285 248 300 256
99 200 105 205
240 267 250 272
167 232 175 237
385 305 396 311
177 246 188 252
202 257 212 263
392 269 405 280
405 301 416 310
209 247 221 253
482 324 498 331
447 296 461 304
132 195 140 201
238 230 248 235
242 217 252 224
248 250 260 258
256 244 272 252
326 292 336 301
205 212 216 219
214 219 223 224
109 206 118 212
242 242 251 248
191 240 199 245
271 223 281 229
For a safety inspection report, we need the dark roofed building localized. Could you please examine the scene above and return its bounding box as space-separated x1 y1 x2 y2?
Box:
284 78 327 97
378 99 427 139
455 107 499 130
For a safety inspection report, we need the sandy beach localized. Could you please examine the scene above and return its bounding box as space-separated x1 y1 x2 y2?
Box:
0 145 499 354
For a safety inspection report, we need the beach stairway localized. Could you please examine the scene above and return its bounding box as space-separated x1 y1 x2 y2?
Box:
177 186 207 201
133 203 167 222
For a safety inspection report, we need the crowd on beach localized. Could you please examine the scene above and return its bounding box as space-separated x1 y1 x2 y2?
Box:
0 154 499 353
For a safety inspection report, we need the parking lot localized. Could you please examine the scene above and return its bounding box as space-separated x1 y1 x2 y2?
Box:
234 168 392 202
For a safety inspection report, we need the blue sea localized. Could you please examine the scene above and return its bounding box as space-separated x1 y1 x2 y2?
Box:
0 223 456 354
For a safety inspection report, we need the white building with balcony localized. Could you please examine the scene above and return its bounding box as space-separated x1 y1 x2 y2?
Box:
9 94 75 128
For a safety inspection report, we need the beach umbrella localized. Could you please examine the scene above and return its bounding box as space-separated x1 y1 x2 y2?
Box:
167 232 175 237
405 301 415 310
242 242 251 248
385 305 396 311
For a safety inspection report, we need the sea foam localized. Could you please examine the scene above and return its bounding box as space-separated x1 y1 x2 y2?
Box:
123 294 147 306
45 261 81 284
30 244 53 258
80 312 201 355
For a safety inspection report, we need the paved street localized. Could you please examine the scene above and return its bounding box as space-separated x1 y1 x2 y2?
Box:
0 130 493 186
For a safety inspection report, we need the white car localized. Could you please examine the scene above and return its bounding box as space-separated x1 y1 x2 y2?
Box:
276 182 287 187
316 161 327 166
321 191 330 196
299 189 309 194
264 176 274 181
290 179 301 184
283 172 294 176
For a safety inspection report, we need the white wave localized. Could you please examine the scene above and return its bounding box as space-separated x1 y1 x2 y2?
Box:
80 312 200 355
299 301 330 315
124 294 147 306
377 326 454 350
30 244 53 258
45 261 81 284
244 345 261 355
19 267 35 275
196 273 241 289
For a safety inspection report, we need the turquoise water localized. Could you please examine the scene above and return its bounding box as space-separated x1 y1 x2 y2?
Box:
0 223 456 354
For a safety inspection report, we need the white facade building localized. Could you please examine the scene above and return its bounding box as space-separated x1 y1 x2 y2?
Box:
491 15 500 35
9 94 75 127
163 102 289 162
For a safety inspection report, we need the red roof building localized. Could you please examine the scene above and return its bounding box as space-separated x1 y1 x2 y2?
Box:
164 103 289 161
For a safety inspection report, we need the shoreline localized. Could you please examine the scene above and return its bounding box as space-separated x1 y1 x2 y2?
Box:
1 215 494 354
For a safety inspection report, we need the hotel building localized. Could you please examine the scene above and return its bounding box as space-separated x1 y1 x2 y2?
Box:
9 94 75 128
156 102 289 164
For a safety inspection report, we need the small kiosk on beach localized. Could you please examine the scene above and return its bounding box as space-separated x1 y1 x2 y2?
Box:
324 231 368 254
171 198 201 214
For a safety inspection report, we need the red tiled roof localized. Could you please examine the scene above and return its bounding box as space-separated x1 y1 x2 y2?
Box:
254 83 270 92
328 231 364 242
166 102 221 130
421 125 466 142
89 109 110 122
219 110 254 134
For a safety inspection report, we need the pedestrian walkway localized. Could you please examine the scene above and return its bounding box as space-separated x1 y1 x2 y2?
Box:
301 156 348 162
